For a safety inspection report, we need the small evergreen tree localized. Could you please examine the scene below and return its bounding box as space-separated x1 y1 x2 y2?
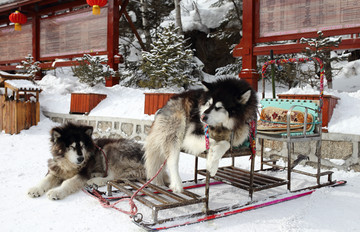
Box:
215 57 242 76
300 31 345 88
72 54 115 87
16 54 40 78
140 23 203 89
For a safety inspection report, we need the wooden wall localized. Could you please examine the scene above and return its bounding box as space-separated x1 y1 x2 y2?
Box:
0 97 40 134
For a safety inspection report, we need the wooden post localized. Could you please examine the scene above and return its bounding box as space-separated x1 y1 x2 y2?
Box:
32 12 40 62
31 11 41 80
233 0 259 91
106 0 121 86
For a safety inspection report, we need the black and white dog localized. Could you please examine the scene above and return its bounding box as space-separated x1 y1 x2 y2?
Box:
144 78 258 192
28 123 145 200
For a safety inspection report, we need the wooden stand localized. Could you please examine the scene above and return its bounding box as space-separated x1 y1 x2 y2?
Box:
70 93 107 114
1 80 41 134
144 93 176 115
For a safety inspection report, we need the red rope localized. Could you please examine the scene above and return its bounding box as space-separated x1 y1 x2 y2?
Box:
85 159 167 217
261 57 325 114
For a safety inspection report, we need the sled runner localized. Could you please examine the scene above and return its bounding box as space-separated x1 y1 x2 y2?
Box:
134 180 346 231
84 179 346 230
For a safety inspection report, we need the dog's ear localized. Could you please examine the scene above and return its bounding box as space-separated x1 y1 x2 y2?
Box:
51 128 62 143
201 81 212 92
237 90 251 104
84 126 93 137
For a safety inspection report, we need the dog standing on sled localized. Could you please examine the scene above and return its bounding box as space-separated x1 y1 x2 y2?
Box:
144 78 258 193
28 123 146 200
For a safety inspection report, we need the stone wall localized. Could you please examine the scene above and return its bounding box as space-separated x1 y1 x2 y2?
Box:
43 111 360 172
43 111 153 141
258 133 360 172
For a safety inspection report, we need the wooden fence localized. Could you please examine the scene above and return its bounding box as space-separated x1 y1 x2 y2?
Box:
144 93 176 115
0 97 40 134
70 93 107 114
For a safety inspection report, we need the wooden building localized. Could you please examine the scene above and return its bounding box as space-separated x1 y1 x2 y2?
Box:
0 0 141 86
234 0 360 91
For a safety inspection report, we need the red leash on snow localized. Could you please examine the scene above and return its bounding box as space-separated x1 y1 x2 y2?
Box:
84 159 167 220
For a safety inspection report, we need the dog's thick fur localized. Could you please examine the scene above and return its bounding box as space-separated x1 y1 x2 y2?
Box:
144 78 258 193
28 123 145 200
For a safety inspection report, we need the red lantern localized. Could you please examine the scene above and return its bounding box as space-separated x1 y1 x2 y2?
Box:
87 0 107 15
9 11 27 31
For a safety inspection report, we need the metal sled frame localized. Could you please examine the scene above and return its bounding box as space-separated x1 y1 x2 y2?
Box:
106 178 207 224
105 58 336 224
194 145 287 204
257 98 334 191
257 58 335 191
105 144 288 224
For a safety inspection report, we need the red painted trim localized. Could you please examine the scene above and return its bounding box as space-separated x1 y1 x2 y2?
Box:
31 13 40 61
253 38 360 56
256 27 360 44
235 0 259 91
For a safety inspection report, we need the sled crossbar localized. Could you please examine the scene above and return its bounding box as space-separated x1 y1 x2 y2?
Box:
107 179 207 224
197 166 287 192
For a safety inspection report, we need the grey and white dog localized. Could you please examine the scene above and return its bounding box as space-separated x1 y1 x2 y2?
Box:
144 78 258 193
28 123 145 200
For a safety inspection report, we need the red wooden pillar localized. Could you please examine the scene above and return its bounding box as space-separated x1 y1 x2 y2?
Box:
32 12 40 61
106 0 120 86
32 12 40 79
233 0 259 91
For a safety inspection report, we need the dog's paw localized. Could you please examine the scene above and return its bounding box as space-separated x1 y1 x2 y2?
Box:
47 189 67 200
28 186 46 198
206 157 220 177
87 177 107 187
169 182 183 193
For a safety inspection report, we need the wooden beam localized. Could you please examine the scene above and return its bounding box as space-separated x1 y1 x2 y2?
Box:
38 0 87 15
256 27 360 44
118 0 145 51
38 55 123 69
234 0 259 91
31 12 40 62
123 10 146 51
253 38 360 56
107 0 120 72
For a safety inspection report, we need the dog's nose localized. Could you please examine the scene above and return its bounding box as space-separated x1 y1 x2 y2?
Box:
77 157 84 163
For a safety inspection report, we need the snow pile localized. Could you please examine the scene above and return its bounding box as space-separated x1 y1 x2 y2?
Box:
332 59 360 92
5 79 41 90
37 60 360 135
167 0 233 33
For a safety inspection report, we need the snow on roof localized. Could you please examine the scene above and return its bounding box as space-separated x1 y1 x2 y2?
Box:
0 70 31 78
5 79 41 91
0 0 17 5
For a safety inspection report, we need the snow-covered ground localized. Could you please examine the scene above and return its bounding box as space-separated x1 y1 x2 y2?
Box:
1 60 360 231
1 119 360 232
